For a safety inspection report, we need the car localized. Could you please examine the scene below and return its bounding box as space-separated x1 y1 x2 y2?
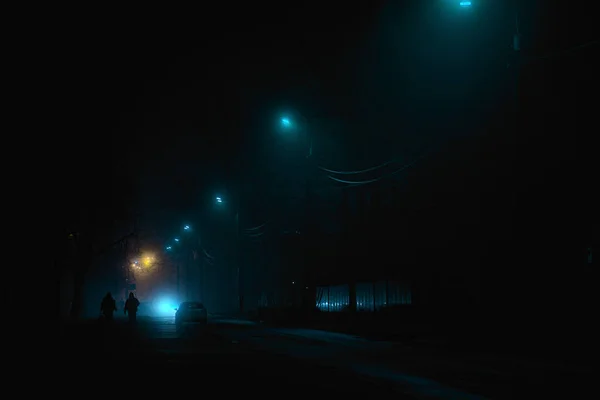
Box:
175 301 208 329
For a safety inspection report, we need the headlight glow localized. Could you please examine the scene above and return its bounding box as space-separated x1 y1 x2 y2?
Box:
155 298 177 316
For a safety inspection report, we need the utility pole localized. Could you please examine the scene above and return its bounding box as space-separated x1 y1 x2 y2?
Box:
236 201 242 314
177 260 180 298
303 118 315 309
185 247 191 301
507 5 521 215
511 8 521 116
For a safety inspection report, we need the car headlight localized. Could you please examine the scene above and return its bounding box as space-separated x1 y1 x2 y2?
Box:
156 299 178 316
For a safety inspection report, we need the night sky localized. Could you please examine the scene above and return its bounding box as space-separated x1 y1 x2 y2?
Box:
64 2 594 209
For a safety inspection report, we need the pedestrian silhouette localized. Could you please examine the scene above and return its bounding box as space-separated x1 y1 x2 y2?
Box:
124 292 140 323
100 292 117 321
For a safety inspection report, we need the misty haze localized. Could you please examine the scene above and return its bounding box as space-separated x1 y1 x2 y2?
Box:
57 1 596 398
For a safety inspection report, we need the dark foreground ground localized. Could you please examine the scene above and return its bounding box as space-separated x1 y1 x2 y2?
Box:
59 315 594 399
60 316 406 398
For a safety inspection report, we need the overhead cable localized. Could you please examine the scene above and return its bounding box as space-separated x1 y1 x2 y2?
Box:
244 221 268 231
318 158 400 175
246 232 265 238
202 247 214 259
326 152 428 186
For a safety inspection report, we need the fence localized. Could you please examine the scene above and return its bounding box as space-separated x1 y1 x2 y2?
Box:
316 281 411 312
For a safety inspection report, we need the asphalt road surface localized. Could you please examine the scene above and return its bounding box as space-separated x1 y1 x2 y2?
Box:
59 315 594 399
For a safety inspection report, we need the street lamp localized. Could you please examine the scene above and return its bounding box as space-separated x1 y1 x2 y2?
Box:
142 255 155 267
459 1 472 7
280 117 291 127
278 111 316 295
213 194 242 312
164 198 239 310
278 113 312 158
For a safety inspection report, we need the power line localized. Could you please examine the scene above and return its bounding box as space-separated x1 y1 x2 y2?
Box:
244 221 268 231
318 158 400 175
325 151 429 187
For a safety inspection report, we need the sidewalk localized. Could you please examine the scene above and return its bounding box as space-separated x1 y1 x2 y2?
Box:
224 311 596 395
247 310 595 367
231 324 595 399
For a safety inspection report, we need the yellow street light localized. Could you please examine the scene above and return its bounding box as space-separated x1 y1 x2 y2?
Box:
141 254 156 267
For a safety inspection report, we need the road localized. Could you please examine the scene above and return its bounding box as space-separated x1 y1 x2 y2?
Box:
59 315 593 399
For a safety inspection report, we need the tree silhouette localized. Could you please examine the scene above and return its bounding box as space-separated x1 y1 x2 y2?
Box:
60 164 138 319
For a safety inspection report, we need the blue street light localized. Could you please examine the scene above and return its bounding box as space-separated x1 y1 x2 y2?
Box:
166 246 172 250
183 225 190 231
278 112 312 157
216 196 223 203
459 1 472 7
174 238 180 242
280 117 291 127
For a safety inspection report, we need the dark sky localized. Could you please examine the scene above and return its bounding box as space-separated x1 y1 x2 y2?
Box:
64 1 597 242
67 1 385 231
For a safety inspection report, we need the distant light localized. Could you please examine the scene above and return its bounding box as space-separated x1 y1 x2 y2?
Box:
280 117 291 127
184 225 190 230
292 281 295 285
216 197 222 203
459 1 472 7
174 238 180 242
142 256 153 267
166 246 172 250
156 298 177 316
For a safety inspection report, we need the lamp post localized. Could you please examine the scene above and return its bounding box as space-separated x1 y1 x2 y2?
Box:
279 113 312 159
165 223 194 301
215 195 242 313
279 112 315 302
